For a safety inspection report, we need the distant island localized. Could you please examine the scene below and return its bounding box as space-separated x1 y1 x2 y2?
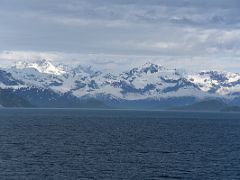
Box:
170 99 240 112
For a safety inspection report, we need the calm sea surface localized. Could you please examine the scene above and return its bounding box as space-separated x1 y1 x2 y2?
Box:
0 109 240 180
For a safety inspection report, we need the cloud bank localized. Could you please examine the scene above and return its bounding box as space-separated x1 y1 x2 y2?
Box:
0 0 240 72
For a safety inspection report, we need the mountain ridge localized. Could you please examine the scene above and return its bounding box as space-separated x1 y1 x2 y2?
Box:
0 59 240 108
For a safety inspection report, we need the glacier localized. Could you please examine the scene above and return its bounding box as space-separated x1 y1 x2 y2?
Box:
0 59 240 108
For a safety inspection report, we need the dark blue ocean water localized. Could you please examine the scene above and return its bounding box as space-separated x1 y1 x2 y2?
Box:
0 109 240 180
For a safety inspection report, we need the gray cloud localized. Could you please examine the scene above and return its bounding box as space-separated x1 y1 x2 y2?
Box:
0 0 240 72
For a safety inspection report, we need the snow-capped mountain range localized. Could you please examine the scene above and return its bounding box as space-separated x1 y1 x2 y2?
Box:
0 59 240 108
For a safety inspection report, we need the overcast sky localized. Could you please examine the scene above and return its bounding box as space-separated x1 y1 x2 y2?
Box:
0 0 240 72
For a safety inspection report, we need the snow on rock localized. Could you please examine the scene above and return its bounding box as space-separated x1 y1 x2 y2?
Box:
14 59 66 75
0 60 240 101
188 71 240 96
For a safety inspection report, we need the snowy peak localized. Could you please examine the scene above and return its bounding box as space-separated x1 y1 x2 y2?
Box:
189 70 240 85
14 59 66 75
188 70 240 95
121 63 181 81
140 62 166 73
72 65 102 77
1 60 240 101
